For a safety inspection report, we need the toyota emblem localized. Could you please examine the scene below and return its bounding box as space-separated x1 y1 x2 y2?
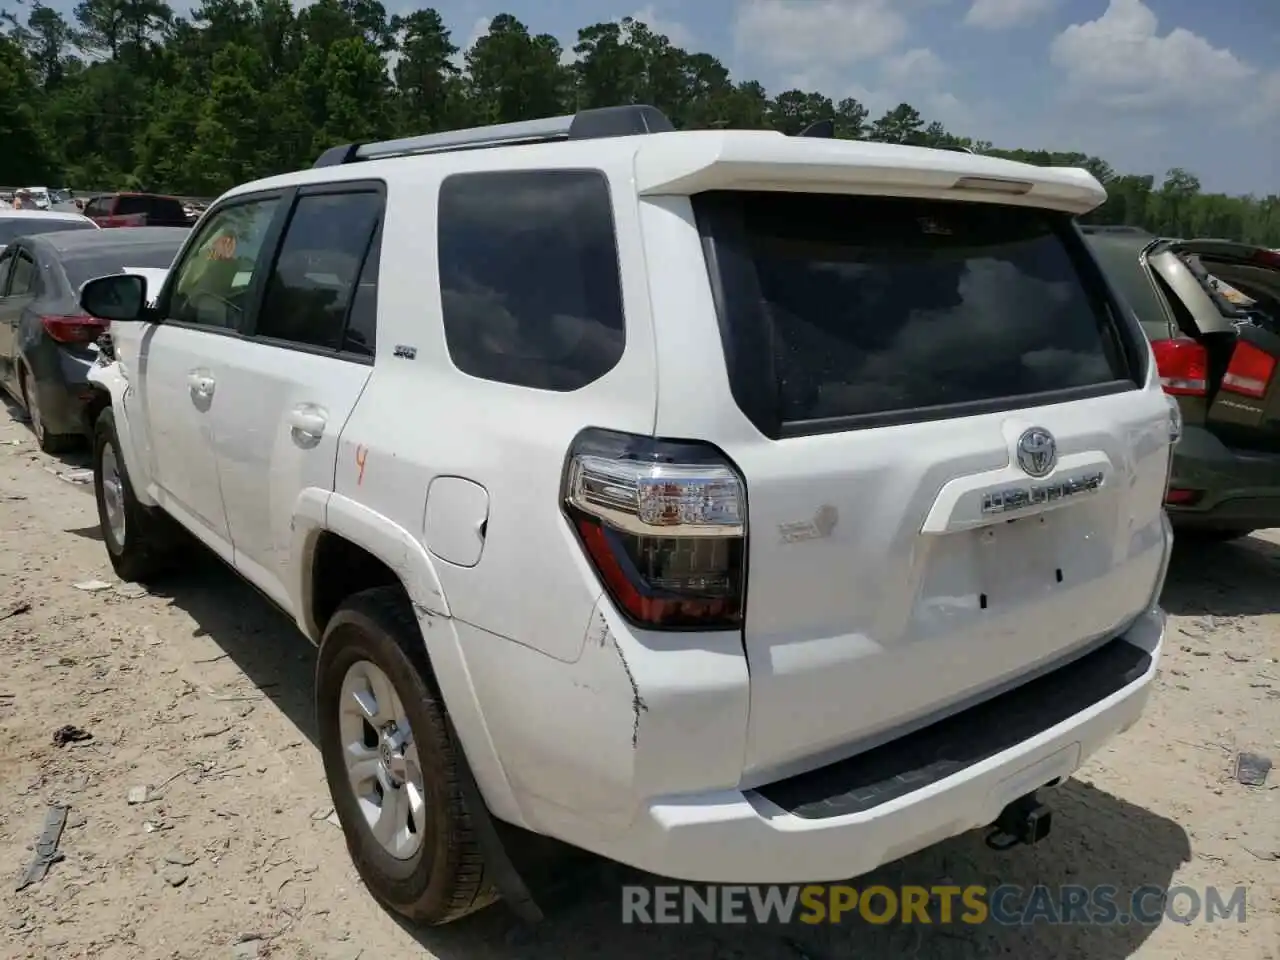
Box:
1016 427 1057 478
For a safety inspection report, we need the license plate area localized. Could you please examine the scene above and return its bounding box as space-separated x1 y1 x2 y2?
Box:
974 516 1064 608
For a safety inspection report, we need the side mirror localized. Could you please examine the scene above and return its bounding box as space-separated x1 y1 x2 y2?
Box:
80 273 148 323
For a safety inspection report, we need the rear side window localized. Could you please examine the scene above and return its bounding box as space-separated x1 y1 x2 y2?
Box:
698 192 1132 433
114 195 180 219
437 170 625 391
114 196 148 216
257 190 382 353
154 199 187 221
1087 238 1170 331
8 252 38 296
342 220 380 358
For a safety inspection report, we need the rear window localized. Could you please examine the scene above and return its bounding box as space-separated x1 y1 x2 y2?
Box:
62 242 182 289
0 218 95 245
699 192 1133 432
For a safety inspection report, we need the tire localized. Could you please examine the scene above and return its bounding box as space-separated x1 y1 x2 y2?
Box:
316 586 497 925
20 364 79 454
92 408 173 581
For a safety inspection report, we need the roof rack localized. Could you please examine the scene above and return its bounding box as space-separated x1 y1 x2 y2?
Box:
312 104 675 168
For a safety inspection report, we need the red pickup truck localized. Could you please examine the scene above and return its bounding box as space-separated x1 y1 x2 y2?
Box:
83 192 192 228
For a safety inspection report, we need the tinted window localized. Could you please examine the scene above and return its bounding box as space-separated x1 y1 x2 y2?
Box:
83 198 108 217
116 195 185 221
437 170 625 391
62 242 185 290
168 199 279 329
257 192 382 351
711 192 1127 425
8 253 38 296
1087 238 1169 330
343 221 380 357
0 217 96 245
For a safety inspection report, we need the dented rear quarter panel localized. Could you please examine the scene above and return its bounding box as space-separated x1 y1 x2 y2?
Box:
456 597 751 839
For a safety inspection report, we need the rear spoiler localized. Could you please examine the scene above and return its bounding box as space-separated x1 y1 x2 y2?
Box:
632 132 1107 215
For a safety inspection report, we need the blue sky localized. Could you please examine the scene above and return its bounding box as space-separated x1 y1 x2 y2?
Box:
42 0 1280 195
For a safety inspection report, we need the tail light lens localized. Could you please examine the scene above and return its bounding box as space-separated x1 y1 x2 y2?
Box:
41 315 107 344
1165 393 1183 443
1221 341 1276 399
1151 338 1208 396
563 428 746 630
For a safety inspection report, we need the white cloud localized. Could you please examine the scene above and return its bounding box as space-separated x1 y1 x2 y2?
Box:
777 45 967 130
449 15 493 69
881 47 946 89
627 5 695 48
732 0 971 127
1246 69 1280 124
734 0 907 69
963 0 1054 30
1049 0 1260 112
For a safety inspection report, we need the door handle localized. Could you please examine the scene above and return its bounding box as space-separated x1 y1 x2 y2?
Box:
186 372 215 396
288 406 327 440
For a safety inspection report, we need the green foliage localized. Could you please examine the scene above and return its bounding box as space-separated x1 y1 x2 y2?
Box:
0 32 56 181
0 2 1275 244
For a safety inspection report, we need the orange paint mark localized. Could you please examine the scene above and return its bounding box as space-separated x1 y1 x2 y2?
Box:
355 445 368 485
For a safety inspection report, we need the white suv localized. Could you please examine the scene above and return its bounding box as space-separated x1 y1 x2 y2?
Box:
78 105 1176 925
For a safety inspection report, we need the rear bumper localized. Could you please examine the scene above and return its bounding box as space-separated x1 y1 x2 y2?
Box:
574 606 1164 884
1166 424 1280 529
28 348 95 436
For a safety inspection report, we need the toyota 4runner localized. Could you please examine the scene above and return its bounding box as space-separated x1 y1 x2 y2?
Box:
77 105 1177 926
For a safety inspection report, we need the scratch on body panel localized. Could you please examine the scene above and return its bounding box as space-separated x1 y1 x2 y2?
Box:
609 636 648 748
587 611 611 648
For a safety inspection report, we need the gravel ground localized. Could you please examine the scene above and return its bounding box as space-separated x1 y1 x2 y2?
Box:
1 399 1277 960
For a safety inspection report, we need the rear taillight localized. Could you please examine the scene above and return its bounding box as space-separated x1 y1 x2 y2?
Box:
563 428 746 630
1151 338 1208 396
1165 394 1183 443
41 315 107 344
1220 341 1276 399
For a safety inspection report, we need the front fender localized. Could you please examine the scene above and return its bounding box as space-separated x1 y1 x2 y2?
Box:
86 360 156 507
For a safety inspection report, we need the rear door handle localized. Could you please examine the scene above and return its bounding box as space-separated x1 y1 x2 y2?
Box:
288 406 327 441
186 372 215 396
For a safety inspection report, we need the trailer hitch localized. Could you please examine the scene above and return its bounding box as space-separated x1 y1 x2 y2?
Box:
985 792 1053 851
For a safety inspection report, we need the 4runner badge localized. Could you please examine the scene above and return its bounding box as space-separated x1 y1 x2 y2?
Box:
981 471 1105 516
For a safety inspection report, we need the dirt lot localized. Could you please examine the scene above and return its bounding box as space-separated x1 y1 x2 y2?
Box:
1 400 1277 960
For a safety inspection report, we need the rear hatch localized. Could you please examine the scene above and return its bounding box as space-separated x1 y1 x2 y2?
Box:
1146 242 1280 452
681 190 1173 781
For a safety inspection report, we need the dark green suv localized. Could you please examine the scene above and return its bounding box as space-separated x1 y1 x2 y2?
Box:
1087 232 1280 541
